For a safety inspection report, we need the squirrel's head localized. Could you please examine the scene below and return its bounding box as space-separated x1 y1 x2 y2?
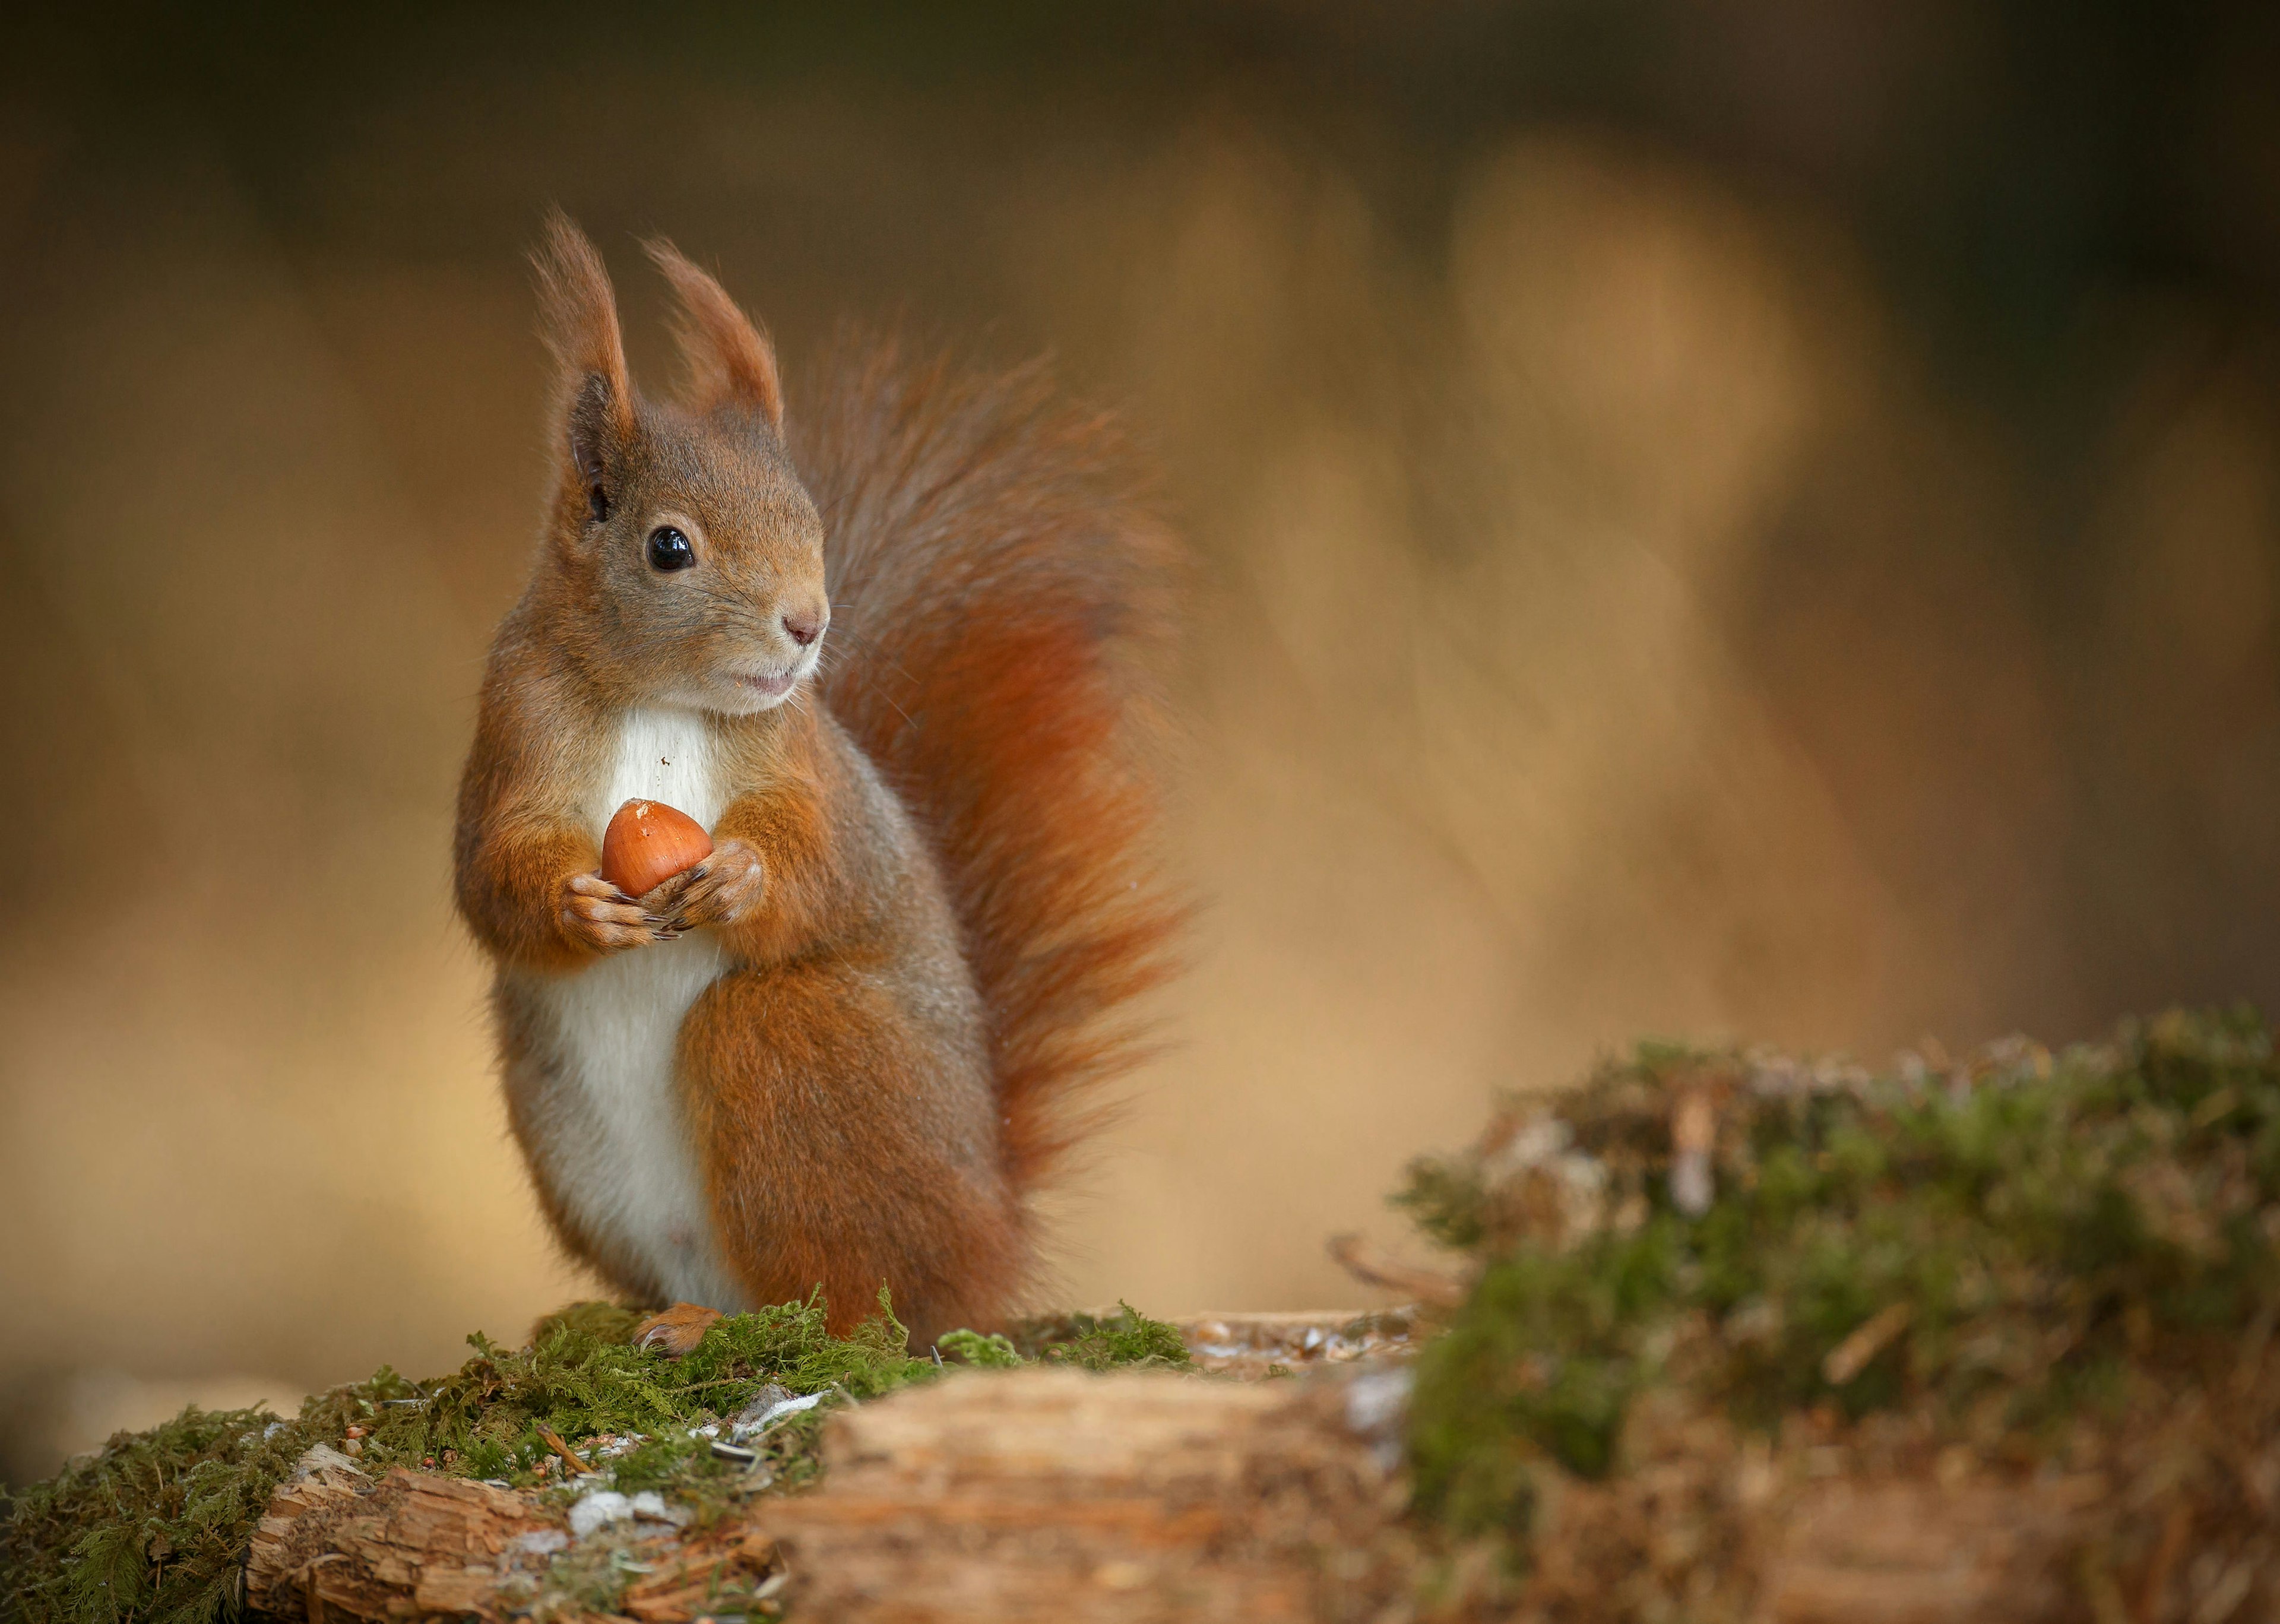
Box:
529 212 828 716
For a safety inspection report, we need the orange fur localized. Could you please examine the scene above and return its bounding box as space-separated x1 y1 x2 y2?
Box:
794 341 1186 1192
645 237 785 429
454 217 1180 1346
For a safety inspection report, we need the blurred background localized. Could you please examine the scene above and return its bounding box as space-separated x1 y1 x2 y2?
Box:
4 1 2279 1481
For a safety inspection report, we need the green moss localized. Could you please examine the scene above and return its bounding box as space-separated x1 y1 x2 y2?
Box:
1009 1302 1192 1370
1404 1007 2280 1543
938 1330 1024 1368
0 1291 1191 1624
0 1405 306 1624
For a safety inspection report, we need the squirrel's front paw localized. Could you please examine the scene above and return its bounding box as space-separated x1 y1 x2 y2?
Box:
560 872 677 953
650 839 764 931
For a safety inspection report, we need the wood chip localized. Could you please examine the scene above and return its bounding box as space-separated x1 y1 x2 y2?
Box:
535 1422 595 1475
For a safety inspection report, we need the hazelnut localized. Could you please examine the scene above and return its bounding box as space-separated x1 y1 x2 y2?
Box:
600 799 714 897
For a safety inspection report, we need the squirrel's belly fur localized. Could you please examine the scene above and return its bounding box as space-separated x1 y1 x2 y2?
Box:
509 707 748 1309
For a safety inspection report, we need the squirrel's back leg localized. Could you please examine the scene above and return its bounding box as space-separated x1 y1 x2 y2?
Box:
676 957 1027 1348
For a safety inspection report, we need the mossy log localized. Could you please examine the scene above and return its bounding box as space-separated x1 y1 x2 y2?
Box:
1394 1010 2280 1622
243 1366 1400 1623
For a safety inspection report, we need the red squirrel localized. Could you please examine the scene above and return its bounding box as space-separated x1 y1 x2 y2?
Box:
453 214 1180 1351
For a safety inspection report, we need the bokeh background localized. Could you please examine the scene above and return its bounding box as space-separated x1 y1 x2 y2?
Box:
4 2 2279 1481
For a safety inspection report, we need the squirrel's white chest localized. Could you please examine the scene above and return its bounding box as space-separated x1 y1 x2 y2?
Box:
588 707 730 835
518 707 750 1310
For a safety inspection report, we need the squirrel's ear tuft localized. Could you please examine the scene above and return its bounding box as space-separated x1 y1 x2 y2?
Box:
645 237 784 432
533 210 635 489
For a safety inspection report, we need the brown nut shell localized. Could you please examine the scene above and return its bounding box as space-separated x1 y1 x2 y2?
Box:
600 799 715 897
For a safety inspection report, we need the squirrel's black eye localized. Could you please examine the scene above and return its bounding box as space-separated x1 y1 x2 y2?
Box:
587 483 609 523
647 526 695 571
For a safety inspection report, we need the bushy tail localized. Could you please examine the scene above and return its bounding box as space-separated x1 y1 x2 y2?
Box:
790 337 1184 1196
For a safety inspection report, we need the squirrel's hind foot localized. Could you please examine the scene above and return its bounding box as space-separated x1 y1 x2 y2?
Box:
634 1301 724 1357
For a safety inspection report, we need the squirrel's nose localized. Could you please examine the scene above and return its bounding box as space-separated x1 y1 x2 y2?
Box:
782 610 824 648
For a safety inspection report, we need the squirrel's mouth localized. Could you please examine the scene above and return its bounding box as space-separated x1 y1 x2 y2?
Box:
740 669 799 699
728 645 819 710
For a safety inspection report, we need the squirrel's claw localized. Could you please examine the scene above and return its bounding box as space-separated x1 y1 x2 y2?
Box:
635 866 699 915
